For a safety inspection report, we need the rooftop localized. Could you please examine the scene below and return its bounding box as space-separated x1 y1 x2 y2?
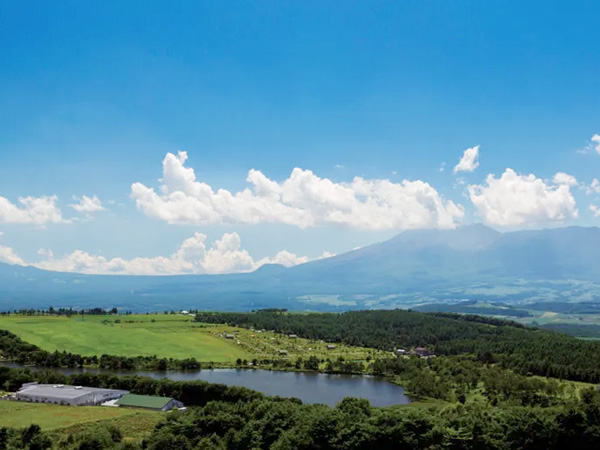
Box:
115 393 173 409
17 384 127 400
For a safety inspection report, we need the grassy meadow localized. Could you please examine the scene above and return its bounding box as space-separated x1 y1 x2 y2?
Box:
48 411 164 444
0 400 160 432
0 313 389 363
0 314 248 362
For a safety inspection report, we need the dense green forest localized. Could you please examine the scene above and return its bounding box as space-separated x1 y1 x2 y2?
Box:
2 363 600 449
195 310 600 383
140 393 600 450
4 309 600 448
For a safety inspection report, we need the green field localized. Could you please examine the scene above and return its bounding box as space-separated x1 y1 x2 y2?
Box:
0 314 249 362
0 314 389 363
0 400 160 431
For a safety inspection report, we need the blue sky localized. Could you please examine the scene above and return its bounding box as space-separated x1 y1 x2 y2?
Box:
1 1 599 274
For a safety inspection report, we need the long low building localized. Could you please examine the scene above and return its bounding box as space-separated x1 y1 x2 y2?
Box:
114 393 183 411
15 382 128 406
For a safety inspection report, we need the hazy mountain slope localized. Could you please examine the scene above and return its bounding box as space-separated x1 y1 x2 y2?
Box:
284 225 600 289
1 225 600 311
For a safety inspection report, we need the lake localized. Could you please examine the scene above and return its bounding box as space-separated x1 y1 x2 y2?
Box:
2 363 410 407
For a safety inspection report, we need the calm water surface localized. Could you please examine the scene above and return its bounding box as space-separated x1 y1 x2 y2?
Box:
2 363 410 407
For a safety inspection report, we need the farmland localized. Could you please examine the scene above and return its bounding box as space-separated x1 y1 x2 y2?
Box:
0 313 389 364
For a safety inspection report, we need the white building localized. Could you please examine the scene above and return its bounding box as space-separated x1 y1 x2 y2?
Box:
15 383 128 406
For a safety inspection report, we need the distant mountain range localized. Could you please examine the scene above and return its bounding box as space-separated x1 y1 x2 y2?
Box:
2 225 600 312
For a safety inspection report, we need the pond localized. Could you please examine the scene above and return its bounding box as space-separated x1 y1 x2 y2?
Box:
2 363 410 407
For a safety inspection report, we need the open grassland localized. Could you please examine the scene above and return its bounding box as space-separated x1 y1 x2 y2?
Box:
48 410 163 443
0 314 248 362
0 314 390 363
0 400 160 431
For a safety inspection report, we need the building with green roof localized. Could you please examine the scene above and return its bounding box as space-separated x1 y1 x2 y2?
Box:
114 393 183 411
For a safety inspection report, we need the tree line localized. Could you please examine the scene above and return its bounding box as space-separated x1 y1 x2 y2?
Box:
140 391 600 450
1 307 122 316
0 366 263 407
194 309 600 383
5 389 600 449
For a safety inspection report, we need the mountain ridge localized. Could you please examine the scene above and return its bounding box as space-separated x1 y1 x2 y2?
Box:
2 225 600 311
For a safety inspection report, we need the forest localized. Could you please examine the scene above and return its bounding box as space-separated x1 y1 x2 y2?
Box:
4 309 600 448
194 310 600 383
2 363 600 449
136 392 600 450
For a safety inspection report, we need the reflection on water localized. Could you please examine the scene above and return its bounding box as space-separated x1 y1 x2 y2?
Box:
2 363 410 407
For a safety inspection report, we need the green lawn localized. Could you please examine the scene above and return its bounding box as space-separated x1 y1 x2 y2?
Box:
0 313 390 364
0 314 250 362
0 400 159 431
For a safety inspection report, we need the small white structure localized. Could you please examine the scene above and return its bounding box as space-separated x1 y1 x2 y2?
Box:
288 334 298 339
15 383 128 406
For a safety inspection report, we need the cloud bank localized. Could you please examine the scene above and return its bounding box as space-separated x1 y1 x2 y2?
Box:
131 152 464 230
468 169 578 227
27 232 327 275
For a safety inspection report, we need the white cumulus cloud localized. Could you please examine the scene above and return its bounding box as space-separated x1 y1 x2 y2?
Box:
586 178 600 195
590 204 600 218
0 194 68 226
70 195 106 213
468 168 578 227
31 232 326 275
257 250 309 268
453 145 480 174
592 134 600 154
0 232 25 265
131 152 464 230
552 172 578 187
579 134 600 155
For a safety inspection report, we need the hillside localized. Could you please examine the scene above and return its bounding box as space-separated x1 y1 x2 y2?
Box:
194 309 600 383
2 225 600 311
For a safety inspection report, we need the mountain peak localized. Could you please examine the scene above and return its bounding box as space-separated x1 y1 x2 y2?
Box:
387 223 500 252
